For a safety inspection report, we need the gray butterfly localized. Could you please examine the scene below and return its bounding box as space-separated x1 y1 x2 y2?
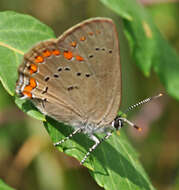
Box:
16 17 162 164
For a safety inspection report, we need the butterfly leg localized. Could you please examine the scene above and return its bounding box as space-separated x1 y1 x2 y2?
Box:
80 132 112 164
54 128 82 146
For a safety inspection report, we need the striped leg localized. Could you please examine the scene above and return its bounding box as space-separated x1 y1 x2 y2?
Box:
80 132 112 164
54 128 82 146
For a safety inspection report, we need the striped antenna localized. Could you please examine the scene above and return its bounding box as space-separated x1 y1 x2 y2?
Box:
124 93 163 114
115 93 163 132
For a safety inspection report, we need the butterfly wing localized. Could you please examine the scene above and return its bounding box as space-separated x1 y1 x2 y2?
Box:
56 18 121 126
16 18 121 127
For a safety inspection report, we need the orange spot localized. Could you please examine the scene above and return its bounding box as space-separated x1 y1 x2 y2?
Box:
71 41 77 47
88 32 93 36
29 64 38 74
96 30 101 34
76 55 84 61
29 78 37 88
29 70 33 75
138 127 142 132
24 85 33 92
35 56 44 63
22 91 32 98
64 51 73 60
80 36 86 41
43 50 52 57
52 49 60 56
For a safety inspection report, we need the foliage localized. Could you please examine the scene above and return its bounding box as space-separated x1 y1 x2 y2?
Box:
0 0 178 189
0 179 15 190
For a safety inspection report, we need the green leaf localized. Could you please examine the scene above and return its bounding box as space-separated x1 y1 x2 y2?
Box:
0 179 15 190
100 0 179 100
0 11 55 96
0 11 155 190
15 96 46 121
45 118 155 190
0 11 55 119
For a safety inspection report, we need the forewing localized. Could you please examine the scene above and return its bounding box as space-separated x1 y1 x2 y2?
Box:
57 18 121 125
16 18 121 126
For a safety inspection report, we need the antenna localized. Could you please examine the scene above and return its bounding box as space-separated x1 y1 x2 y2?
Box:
118 93 163 132
124 93 163 115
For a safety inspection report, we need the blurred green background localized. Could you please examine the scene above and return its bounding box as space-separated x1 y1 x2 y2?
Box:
0 0 179 190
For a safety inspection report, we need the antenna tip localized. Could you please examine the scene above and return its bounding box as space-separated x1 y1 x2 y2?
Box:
134 125 142 132
137 127 142 132
152 93 163 100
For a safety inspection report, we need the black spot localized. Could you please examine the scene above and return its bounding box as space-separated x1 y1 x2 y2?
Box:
42 87 48 94
85 73 91 78
109 50 112 53
102 48 105 51
58 67 62 72
67 86 74 91
64 67 70 71
54 74 59 78
44 76 50 82
95 48 100 51
67 86 79 91
89 54 94 58
76 72 81 76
